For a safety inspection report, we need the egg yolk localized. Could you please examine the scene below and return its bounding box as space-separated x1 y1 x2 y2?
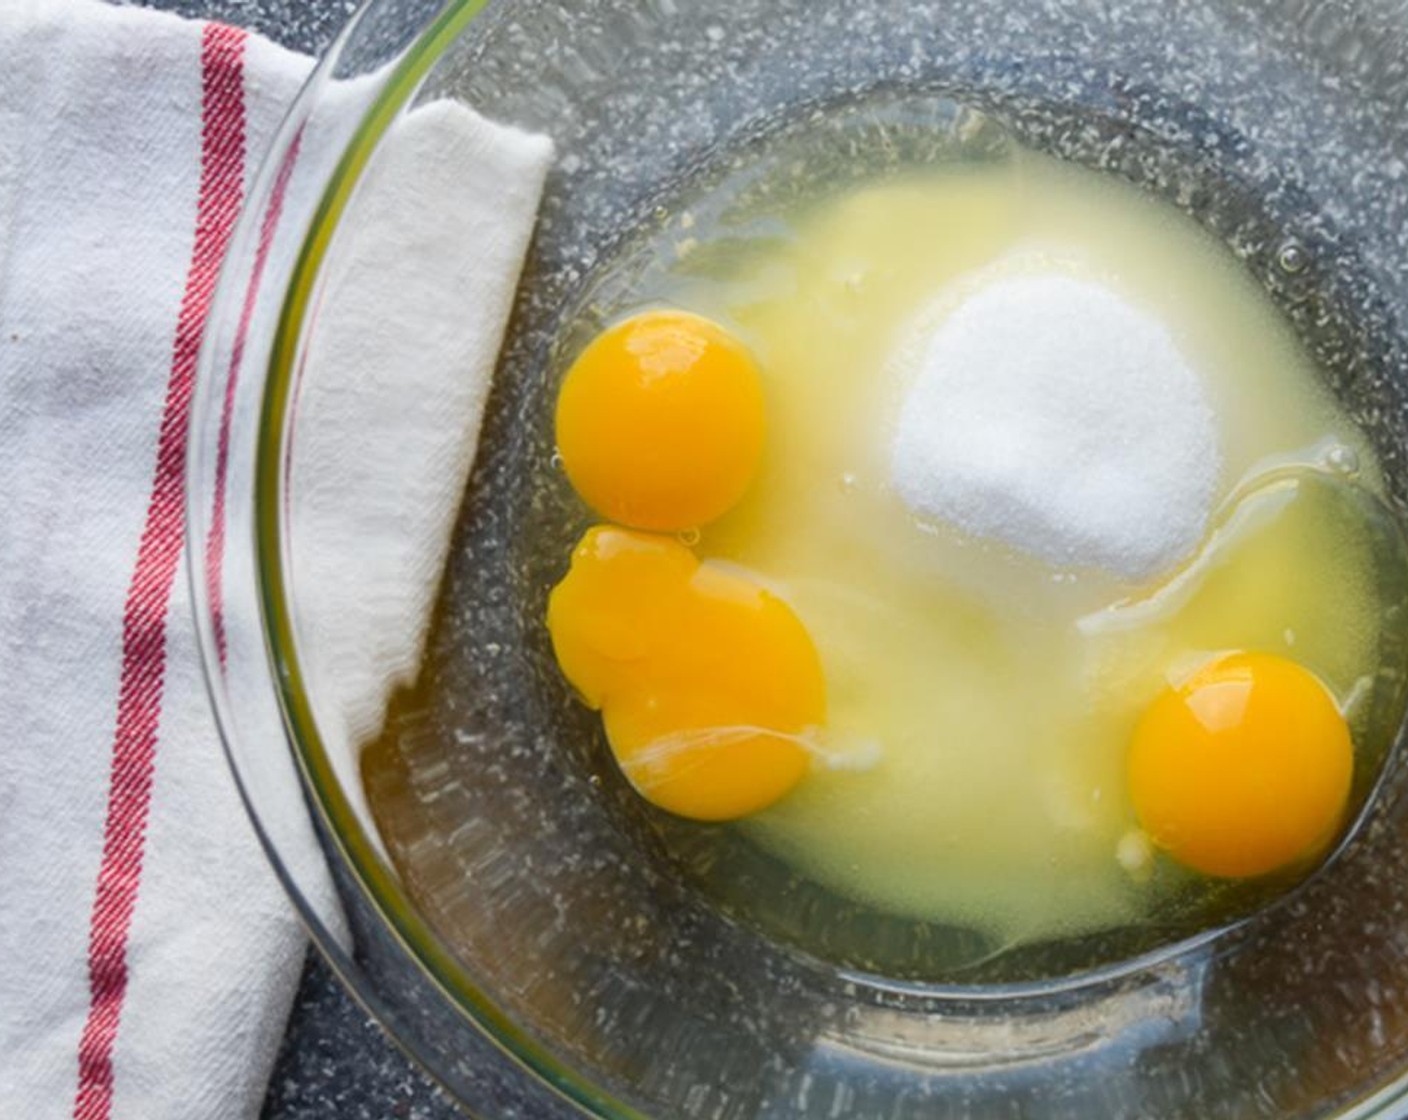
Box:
546 526 824 820
554 309 766 532
1128 651 1353 878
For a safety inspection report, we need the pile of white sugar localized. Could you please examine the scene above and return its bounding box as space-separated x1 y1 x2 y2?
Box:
890 273 1220 580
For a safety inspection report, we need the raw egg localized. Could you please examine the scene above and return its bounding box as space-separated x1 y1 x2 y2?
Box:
535 151 1404 950
547 526 824 820
1128 651 1353 878
554 309 766 532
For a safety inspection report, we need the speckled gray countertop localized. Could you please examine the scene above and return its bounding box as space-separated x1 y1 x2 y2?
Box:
121 7 472 1119
259 953 460 1120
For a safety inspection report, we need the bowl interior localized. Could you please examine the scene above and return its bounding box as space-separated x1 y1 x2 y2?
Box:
243 1 1408 1116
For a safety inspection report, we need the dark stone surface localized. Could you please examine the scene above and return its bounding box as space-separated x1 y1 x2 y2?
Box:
259 951 463 1120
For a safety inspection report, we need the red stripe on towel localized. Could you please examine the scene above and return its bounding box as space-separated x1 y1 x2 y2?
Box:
73 24 248 1120
206 126 303 665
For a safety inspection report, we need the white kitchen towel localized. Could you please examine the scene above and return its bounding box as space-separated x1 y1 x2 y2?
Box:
0 2 552 1119
290 96 554 851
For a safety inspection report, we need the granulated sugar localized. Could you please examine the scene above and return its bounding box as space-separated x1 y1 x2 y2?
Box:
890 273 1221 580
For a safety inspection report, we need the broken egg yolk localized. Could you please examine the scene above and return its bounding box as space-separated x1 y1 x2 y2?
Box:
554 309 766 532
546 526 824 820
1129 651 1353 878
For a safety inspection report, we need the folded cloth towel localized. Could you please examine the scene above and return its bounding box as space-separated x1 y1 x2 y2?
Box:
290 96 554 852
0 2 551 1118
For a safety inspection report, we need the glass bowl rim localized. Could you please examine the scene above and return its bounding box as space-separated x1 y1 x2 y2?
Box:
188 0 1408 1115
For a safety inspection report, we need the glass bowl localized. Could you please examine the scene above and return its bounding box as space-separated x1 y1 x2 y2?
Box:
189 0 1408 1116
